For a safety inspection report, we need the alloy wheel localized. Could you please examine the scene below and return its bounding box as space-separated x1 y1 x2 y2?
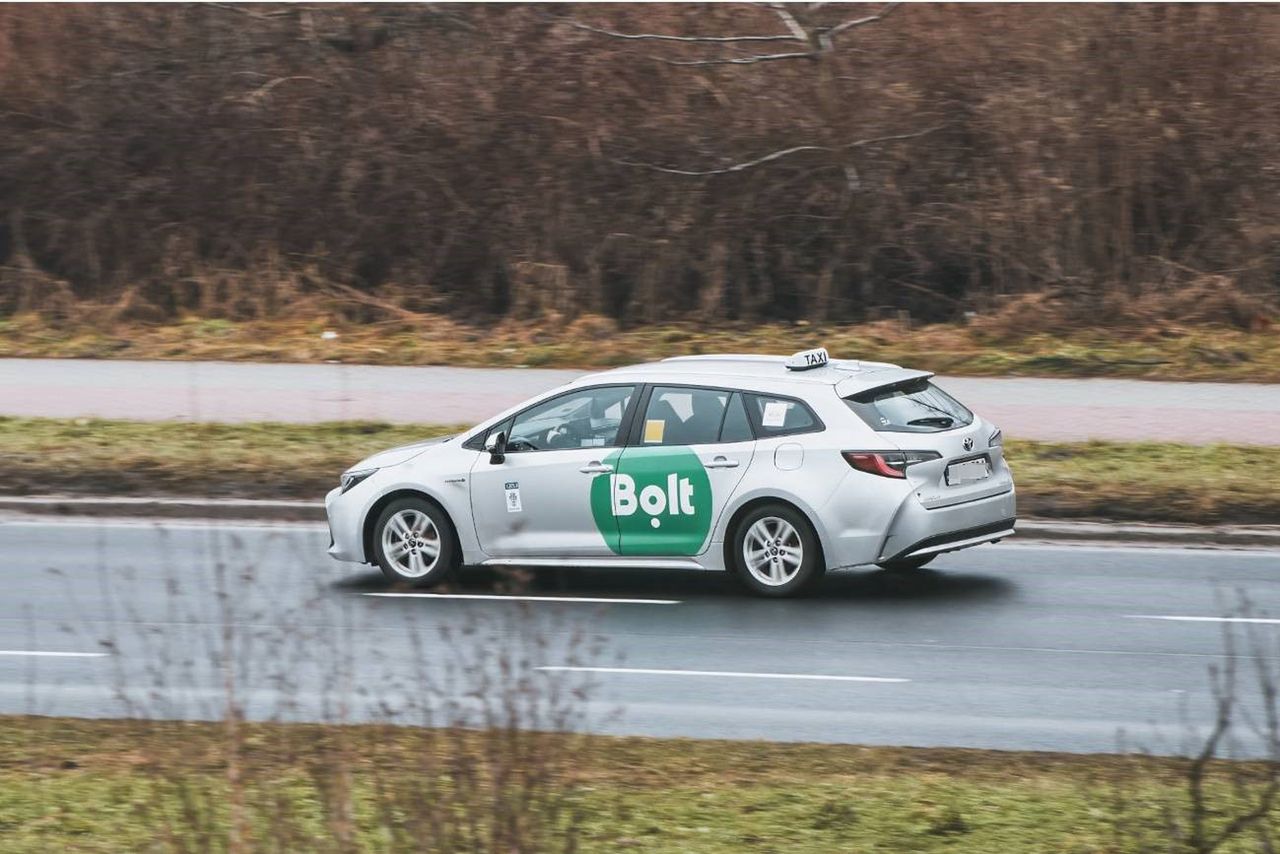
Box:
381 509 441 578
742 516 804 587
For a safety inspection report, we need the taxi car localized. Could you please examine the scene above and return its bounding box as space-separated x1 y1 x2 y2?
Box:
325 349 1016 597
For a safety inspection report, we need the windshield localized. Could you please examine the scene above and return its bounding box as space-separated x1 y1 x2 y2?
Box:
844 379 974 433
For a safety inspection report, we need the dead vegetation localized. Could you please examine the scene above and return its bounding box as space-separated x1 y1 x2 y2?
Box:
0 5 1278 331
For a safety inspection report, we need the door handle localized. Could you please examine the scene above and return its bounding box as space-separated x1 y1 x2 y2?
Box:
580 462 614 474
706 456 740 469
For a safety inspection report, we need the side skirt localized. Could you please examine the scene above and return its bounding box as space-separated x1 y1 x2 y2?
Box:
479 557 714 571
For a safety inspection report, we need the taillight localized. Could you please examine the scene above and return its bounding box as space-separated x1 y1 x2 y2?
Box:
842 451 941 478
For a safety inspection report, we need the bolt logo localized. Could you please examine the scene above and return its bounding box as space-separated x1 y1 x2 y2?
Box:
589 447 712 556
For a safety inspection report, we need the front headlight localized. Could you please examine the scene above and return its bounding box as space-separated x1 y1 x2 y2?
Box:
340 468 378 495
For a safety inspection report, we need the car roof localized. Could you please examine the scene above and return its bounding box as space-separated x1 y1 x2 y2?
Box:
571 354 933 398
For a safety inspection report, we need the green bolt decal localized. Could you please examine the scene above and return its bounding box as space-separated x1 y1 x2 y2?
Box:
589 447 713 556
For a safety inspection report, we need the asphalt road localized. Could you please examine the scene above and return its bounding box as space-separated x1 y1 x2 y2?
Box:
4 357 1280 444
5 515 1280 756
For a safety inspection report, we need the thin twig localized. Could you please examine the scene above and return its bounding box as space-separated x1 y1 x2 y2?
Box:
564 20 798 43
769 4 812 43
617 144 831 176
615 125 943 177
657 51 816 67
827 2 902 37
843 124 945 148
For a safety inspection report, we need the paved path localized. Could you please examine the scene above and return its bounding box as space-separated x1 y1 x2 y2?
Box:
3 516 1279 755
4 358 1280 444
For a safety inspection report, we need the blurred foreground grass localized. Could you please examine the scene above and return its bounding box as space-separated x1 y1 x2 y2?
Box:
0 417 1276 524
3 313 1279 381
0 716 1273 853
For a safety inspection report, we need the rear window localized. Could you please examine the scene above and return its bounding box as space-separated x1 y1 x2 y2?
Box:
844 379 973 433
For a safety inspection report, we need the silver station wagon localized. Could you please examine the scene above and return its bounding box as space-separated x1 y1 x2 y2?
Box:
325 349 1016 597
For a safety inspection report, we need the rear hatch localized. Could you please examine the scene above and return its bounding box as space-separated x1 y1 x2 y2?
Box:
842 377 1013 509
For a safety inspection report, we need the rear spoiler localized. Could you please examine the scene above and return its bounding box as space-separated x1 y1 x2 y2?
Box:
834 369 934 401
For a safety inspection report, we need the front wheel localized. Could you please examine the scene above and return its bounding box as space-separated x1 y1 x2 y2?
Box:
373 497 458 587
730 503 825 597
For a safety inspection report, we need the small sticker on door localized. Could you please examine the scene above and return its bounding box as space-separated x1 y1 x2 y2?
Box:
504 481 522 513
643 419 666 444
761 401 790 428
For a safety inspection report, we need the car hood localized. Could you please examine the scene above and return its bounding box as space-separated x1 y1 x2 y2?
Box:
348 434 455 472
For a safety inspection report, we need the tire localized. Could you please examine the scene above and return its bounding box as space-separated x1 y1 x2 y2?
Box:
876 554 936 572
730 502 825 597
372 497 458 587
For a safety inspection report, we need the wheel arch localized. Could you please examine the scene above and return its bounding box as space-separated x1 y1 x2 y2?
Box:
721 495 827 573
361 488 461 565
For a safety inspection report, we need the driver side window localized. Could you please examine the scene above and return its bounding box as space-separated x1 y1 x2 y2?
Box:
505 385 635 453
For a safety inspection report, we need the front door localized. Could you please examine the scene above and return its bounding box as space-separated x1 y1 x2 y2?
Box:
469 385 637 557
609 387 754 557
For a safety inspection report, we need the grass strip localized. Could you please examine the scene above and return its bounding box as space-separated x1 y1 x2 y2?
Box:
3 313 1280 381
0 715 1275 853
0 417 1277 524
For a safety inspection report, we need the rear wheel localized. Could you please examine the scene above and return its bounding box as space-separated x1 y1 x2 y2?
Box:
372 497 458 587
731 503 825 597
876 554 936 572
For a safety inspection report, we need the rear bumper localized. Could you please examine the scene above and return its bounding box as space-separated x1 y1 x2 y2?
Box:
876 487 1017 563
881 517 1016 562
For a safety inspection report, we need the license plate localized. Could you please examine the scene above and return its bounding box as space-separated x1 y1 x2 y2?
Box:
946 457 991 485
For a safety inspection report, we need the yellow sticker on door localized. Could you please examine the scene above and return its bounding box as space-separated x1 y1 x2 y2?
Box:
643 419 666 444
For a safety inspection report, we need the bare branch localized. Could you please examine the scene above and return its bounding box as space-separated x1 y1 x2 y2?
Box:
842 124 945 149
617 124 944 177
205 3 293 20
565 4 896 67
617 144 833 176
564 20 798 44
658 51 816 67
827 2 902 37
769 4 812 43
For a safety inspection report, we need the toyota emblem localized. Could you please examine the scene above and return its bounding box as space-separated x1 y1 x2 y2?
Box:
962 437 974 451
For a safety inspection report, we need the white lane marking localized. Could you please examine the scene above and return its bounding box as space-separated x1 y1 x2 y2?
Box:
364 593 679 605
1127 614 1280 625
0 650 109 658
998 542 1280 557
538 666 909 683
0 516 327 533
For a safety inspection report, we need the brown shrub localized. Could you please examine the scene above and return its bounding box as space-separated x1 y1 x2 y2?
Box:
0 4 1277 327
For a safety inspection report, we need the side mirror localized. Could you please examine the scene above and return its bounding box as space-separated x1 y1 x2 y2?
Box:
484 431 507 465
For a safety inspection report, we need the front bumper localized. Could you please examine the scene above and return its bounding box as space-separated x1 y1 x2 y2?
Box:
325 485 367 563
877 487 1017 563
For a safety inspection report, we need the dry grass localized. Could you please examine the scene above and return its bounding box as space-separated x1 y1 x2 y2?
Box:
3 312 1280 381
2 417 1278 524
3 715 1280 853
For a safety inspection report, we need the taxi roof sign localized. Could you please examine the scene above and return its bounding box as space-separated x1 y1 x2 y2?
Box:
785 347 830 371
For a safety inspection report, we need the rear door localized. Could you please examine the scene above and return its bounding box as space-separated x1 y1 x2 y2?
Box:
843 378 1013 508
610 386 754 557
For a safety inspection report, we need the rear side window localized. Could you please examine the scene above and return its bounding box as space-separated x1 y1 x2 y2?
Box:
641 386 730 446
743 393 822 437
844 379 973 433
